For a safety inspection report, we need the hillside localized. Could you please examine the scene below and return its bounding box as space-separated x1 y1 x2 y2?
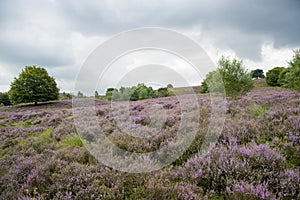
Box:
0 87 299 199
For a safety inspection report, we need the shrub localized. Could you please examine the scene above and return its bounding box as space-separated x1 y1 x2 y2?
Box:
105 88 117 100
284 49 300 91
60 136 84 147
266 67 285 86
167 83 174 89
201 56 253 98
227 181 276 200
0 92 11 106
278 68 290 86
157 87 169 97
175 142 287 195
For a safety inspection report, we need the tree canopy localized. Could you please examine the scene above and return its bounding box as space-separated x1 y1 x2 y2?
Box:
0 92 11 106
105 83 175 101
266 67 285 86
251 69 265 79
9 66 59 105
201 56 253 97
283 50 300 91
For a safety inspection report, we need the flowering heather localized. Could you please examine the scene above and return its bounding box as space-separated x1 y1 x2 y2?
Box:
0 87 299 199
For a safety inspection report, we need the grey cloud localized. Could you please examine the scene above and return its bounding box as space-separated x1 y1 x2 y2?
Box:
1 0 299 63
57 0 300 59
0 0 73 67
0 0 300 92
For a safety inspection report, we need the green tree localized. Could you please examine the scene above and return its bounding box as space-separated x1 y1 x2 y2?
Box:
200 80 208 93
105 88 117 100
148 86 157 98
60 92 72 100
167 84 174 89
121 87 134 100
251 69 265 79
111 89 120 100
278 68 290 86
200 71 220 93
202 56 253 97
94 91 100 98
138 87 149 100
77 91 84 98
119 87 125 94
0 92 11 106
157 87 169 97
9 66 59 105
284 50 300 91
266 67 285 86
130 89 139 101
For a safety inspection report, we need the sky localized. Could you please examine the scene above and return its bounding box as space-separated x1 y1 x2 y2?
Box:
1 0 300 94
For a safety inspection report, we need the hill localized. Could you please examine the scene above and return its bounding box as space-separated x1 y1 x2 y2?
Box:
0 87 299 199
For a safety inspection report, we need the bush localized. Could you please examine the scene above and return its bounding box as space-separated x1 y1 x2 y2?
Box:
0 92 11 106
266 67 285 86
175 142 287 196
201 56 253 98
284 49 300 91
227 181 276 200
9 66 59 105
278 68 290 86
105 88 117 100
157 87 169 98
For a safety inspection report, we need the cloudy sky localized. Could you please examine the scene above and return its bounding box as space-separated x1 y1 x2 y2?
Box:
1 0 300 94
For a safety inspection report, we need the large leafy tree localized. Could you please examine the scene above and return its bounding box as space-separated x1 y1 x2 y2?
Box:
9 66 59 105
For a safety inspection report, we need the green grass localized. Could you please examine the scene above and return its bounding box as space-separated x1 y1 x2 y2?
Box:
37 128 54 143
11 119 33 128
251 104 267 117
253 78 269 88
60 135 84 148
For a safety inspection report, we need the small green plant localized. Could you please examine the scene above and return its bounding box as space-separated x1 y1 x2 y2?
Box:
37 128 54 142
60 135 84 147
251 104 267 117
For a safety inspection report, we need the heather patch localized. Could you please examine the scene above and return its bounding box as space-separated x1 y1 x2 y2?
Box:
0 88 299 199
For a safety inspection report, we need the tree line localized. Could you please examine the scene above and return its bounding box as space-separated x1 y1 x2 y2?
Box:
200 50 300 97
0 50 299 106
105 83 174 101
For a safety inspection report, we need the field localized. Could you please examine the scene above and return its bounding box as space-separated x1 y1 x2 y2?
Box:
0 86 299 199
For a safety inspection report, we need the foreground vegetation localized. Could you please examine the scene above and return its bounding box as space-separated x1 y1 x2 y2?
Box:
0 51 299 199
0 85 299 199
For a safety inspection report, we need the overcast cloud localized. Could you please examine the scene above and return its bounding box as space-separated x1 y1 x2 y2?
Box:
1 0 300 93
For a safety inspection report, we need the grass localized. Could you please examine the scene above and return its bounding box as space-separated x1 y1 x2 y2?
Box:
60 135 84 147
251 104 268 117
37 127 54 143
253 78 269 88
